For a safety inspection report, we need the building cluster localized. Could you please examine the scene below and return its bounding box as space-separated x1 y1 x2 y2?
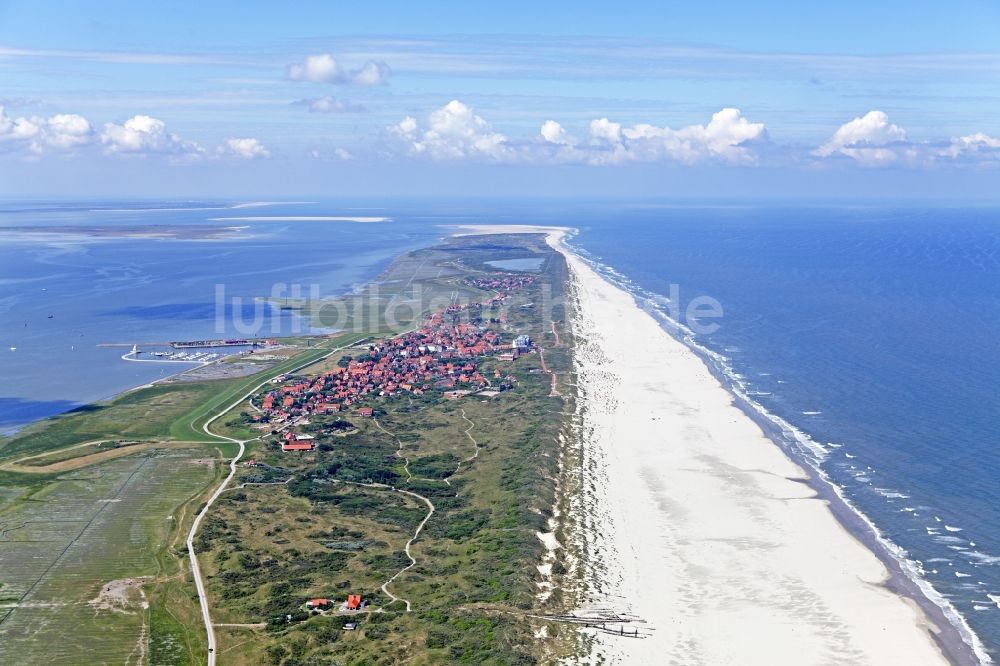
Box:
252 274 535 438
463 273 535 293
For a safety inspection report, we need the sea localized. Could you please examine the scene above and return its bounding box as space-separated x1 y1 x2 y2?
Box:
2 199 1000 661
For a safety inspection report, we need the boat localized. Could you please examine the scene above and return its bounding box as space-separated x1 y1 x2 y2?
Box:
170 338 251 349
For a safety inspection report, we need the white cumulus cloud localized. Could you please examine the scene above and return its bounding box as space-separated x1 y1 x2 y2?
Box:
391 100 512 161
220 137 270 160
351 60 391 86
814 110 908 166
392 116 418 136
540 120 573 145
937 133 1000 162
101 115 205 161
589 118 622 144
0 106 93 154
392 104 766 165
288 54 341 83
617 108 767 164
288 54 390 86
540 108 767 165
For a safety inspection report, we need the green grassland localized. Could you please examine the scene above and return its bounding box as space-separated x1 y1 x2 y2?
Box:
0 446 218 664
199 234 576 664
0 232 577 665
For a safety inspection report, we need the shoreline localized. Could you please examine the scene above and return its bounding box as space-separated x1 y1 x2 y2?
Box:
583 244 987 665
456 224 979 665
0 303 333 439
676 318 984 666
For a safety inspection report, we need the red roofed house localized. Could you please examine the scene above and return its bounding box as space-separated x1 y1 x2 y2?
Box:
357 407 374 417
346 594 363 610
282 441 314 452
306 598 331 609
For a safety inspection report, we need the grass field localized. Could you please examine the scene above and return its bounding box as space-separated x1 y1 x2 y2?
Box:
0 232 577 665
193 234 577 664
0 445 217 664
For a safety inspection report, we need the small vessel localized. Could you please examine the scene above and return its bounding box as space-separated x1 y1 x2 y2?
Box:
9 346 15 351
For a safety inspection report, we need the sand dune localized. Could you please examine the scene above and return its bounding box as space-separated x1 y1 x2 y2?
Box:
456 224 952 665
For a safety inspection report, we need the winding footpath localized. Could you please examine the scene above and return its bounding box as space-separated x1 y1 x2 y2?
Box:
371 410 482 609
186 331 486 655
379 488 435 612
185 338 365 665
371 418 435 610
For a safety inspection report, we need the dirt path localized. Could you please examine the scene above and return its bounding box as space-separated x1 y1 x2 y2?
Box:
369 409 486 608
333 478 434 613
380 487 435 612
1 441 203 474
538 349 560 397
362 420 443 612
449 408 481 483
186 337 369 666
3 438 108 464
374 418 416 482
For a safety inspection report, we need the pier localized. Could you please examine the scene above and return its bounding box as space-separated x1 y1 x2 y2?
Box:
99 338 256 349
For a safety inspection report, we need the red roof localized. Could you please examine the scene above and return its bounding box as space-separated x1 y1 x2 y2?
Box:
346 594 362 610
282 442 314 452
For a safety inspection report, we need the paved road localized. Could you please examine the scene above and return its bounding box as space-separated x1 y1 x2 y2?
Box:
185 338 368 665
186 432 244 666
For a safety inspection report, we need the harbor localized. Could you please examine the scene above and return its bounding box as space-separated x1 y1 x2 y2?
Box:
98 337 275 350
121 345 223 364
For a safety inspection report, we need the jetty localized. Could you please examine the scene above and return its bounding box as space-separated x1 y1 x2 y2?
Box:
99 338 265 349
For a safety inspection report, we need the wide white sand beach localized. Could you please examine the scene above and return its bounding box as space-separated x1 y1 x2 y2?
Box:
458 225 952 665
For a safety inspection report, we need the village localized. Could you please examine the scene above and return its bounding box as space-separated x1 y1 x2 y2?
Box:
247 272 537 454
231 271 541 624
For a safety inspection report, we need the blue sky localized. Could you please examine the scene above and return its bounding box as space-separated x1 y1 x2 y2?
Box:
2 1 1000 199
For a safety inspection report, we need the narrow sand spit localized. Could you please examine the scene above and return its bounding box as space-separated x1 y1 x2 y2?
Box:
454 224 951 665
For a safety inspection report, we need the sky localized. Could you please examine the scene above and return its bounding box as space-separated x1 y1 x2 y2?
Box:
2 0 1000 199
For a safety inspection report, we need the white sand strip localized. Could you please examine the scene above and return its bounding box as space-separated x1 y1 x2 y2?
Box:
208 216 389 222
456 224 950 665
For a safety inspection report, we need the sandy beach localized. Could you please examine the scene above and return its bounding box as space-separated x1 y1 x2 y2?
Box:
458 225 955 665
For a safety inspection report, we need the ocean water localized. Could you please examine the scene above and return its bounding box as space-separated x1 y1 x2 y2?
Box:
565 203 1000 662
4 199 1000 660
0 201 436 432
